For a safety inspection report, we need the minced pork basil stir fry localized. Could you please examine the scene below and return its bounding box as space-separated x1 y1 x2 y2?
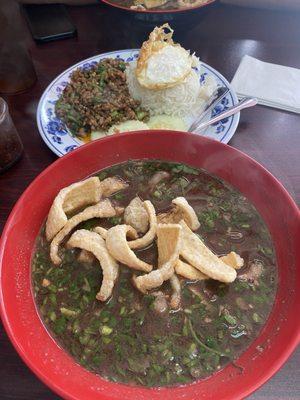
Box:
32 160 277 387
55 59 149 139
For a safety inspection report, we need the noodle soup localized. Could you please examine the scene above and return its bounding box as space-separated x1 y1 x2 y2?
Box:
32 160 277 387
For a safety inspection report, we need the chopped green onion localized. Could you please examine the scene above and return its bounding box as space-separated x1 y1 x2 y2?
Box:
82 277 91 292
49 311 56 322
98 171 107 181
101 325 113 335
102 337 111 345
224 314 237 326
252 313 262 323
188 319 225 357
119 306 126 316
60 307 79 318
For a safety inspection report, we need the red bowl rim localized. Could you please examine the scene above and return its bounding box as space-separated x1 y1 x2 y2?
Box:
101 0 216 14
1 131 300 400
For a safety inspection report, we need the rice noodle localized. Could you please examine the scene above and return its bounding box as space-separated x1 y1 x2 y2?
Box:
126 61 217 117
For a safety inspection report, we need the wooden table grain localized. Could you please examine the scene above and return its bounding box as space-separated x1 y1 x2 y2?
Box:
0 2 299 399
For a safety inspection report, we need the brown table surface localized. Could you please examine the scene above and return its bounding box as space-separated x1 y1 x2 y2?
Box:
0 2 299 399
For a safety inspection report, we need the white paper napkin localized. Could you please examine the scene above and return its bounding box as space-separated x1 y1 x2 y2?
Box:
231 55 300 114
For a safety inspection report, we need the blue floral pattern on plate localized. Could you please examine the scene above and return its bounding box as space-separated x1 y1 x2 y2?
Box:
37 50 240 157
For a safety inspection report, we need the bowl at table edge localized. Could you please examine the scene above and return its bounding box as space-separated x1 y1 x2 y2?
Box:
101 0 216 14
0 131 299 400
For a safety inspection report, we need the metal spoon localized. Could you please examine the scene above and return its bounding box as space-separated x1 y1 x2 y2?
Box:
191 97 258 133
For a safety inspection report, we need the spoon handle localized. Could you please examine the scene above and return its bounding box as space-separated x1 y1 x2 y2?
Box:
188 87 229 133
192 97 258 133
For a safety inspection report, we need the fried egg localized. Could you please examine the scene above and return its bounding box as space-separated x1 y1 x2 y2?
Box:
136 24 199 90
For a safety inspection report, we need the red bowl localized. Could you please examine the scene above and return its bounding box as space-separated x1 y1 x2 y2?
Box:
1 131 300 400
101 0 216 14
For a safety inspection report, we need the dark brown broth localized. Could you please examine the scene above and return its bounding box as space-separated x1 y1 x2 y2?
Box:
32 160 277 387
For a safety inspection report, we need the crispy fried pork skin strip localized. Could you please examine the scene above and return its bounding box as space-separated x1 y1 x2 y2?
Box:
100 177 128 197
175 252 244 281
67 230 118 301
124 197 149 234
50 200 123 265
133 224 181 293
169 274 181 309
128 201 157 250
157 200 242 281
157 197 200 231
46 177 102 241
179 220 237 283
93 226 108 239
175 259 208 280
172 197 200 231
221 251 244 270
157 209 179 225
106 225 153 272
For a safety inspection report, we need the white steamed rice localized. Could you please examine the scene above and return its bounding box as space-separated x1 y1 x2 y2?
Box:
126 61 217 118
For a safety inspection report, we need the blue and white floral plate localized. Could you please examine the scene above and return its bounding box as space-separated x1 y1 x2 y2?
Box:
37 49 240 157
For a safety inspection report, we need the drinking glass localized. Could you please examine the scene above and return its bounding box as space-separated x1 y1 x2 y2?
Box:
0 0 36 94
0 97 23 173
